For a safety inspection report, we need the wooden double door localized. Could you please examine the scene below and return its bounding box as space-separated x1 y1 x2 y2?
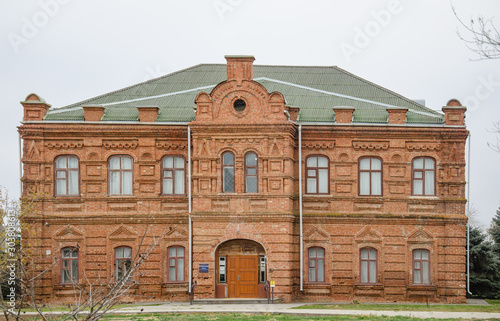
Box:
227 255 258 298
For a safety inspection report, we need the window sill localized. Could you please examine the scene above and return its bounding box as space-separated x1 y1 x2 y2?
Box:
54 283 83 287
407 284 435 289
54 195 81 198
354 283 384 289
107 195 135 198
304 282 330 286
409 196 439 200
163 281 188 284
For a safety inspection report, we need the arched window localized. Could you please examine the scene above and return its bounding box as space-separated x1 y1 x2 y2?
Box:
115 246 132 281
245 152 258 193
168 246 185 282
412 157 436 196
360 247 377 284
308 247 325 282
162 156 185 195
359 157 382 196
222 152 235 193
61 247 78 283
108 156 133 195
305 155 329 194
413 249 430 284
55 156 79 196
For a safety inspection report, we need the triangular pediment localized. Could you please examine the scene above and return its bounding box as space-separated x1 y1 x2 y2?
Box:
109 225 137 240
304 227 330 241
166 227 188 240
270 139 281 155
54 225 85 241
199 139 210 155
408 228 434 243
27 141 40 160
355 227 382 243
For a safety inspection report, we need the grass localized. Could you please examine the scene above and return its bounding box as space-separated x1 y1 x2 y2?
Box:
18 313 484 321
294 300 500 313
20 303 128 312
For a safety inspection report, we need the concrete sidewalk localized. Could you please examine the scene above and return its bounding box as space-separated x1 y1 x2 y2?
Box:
110 301 500 320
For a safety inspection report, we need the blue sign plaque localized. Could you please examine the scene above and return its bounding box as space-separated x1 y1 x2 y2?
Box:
199 264 209 273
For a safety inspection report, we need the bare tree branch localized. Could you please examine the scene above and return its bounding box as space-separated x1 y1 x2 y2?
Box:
1 187 169 321
487 121 500 152
453 7 500 60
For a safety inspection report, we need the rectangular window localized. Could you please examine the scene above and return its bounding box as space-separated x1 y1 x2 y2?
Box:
305 156 329 194
245 152 258 193
109 156 133 196
360 248 377 284
168 246 185 282
359 157 382 196
162 156 186 195
55 156 79 196
259 256 266 283
412 157 436 196
413 249 430 284
308 247 325 283
61 248 78 283
219 256 226 283
222 152 235 193
115 247 132 281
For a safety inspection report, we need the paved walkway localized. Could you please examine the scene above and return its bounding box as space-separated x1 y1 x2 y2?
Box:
109 300 500 320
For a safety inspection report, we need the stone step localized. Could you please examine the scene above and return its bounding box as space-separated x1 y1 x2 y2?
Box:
192 298 281 304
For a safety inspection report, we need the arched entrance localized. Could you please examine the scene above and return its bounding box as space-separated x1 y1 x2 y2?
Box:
215 239 266 298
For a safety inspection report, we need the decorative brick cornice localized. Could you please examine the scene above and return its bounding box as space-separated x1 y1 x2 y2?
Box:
156 140 187 150
45 140 83 150
216 138 263 144
406 141 442 151
103 139 138 150
304 141 335 149
352 140 389 150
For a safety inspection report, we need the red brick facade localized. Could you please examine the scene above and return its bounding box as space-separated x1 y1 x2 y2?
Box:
19 56 468 303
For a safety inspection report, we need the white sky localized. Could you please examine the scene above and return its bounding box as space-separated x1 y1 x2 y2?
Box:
1 0 499 227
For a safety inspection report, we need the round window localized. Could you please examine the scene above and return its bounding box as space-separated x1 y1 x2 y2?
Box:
233 99 246 112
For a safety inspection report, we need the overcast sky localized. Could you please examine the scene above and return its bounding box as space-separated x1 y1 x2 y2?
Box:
1 0 499 227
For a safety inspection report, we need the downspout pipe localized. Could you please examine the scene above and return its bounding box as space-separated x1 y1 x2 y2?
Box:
299 124 303 292
466 133 471 294
285 110 303 292
188 126 193 293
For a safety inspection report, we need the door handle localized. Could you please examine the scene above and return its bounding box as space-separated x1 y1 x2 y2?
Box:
238 275 240 280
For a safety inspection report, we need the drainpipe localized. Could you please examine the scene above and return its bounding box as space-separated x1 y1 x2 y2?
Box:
466 133 472 295
284 110 303 292
299 124 303 292
188 126 193 293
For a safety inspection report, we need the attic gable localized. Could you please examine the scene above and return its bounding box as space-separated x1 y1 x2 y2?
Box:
355 227 382 243
407 228 434 244
304 227 330 241
54 225 85 241
109 225 138 240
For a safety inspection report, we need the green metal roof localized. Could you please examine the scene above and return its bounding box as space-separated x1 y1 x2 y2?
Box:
43 64 444 124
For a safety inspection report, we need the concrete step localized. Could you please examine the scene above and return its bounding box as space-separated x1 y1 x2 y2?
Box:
192 298 281 304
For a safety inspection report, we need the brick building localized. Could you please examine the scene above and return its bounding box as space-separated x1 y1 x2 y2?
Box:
19 56 468 303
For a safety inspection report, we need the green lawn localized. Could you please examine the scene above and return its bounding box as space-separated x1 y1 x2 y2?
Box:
96 313 483 321
294 300 500 313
